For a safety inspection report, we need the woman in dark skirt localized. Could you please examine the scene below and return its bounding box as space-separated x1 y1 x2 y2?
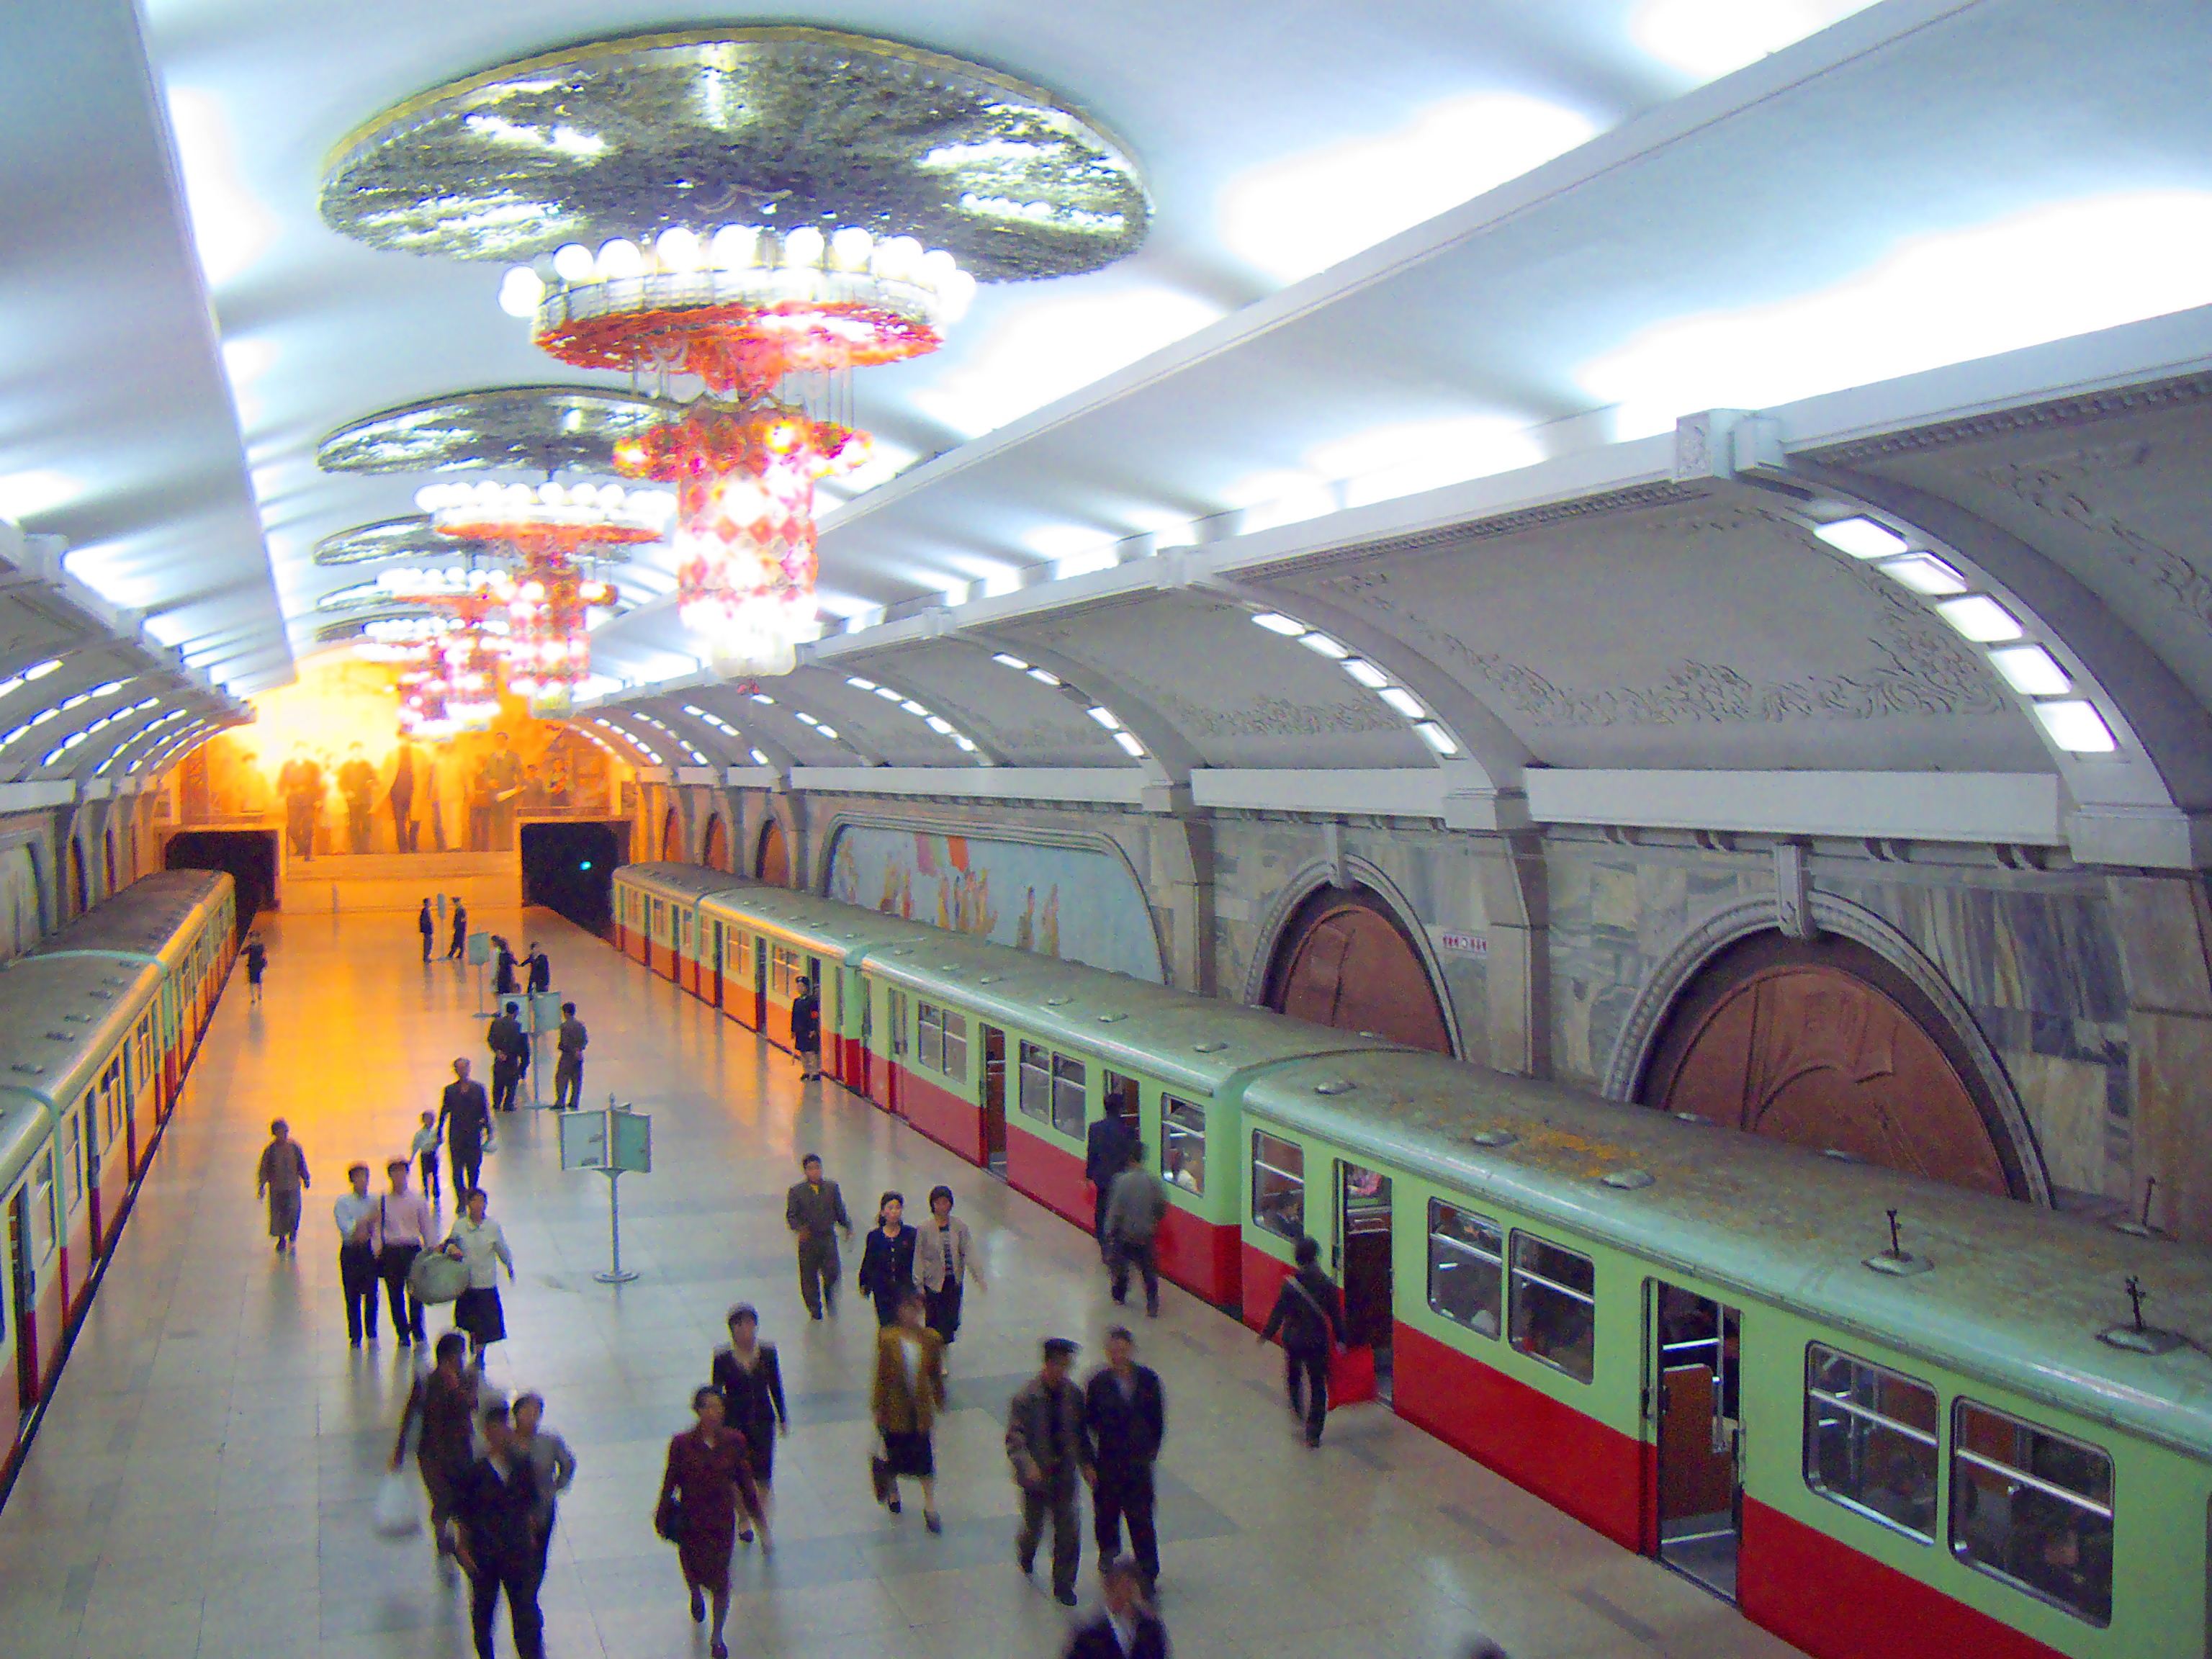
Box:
855 1191 918 1327
913 1185 984 1348
709 1303 786 1542
870 1288 946 1531
657 1385 763 1659
442 1188 513 1359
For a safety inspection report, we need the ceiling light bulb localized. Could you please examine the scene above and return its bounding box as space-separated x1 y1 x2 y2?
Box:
1987 645 2072 697
1936 595 2025 642
1112 730 1146 757
1879 554 1969 595
2032 700 2118 754
1251 612 1306 636
537 482 565 507
655 226 701 271
874 235 922 280
831 226 874 271
1297 632 1349 659
552 242 594 283
783 226 825 268
498 266 545 316
473 480 501 503
413 485 441 513
918 248 959 288
1377 686 1425 718
1812 516 1910 559
750 749 768 765
709 225 758 269
939 269 979 320
596 238 642 279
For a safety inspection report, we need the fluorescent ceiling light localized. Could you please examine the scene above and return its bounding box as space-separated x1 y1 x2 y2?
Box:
1987 646 2072 697
900 701 928 716
1251 613 1306 637
952 734 977 752
1812 516 1908 559
1026 668 1061 686
816 726 838 740
846 676 877 690
750 749 768 765
2032 700 2118 754
1341 659 1390 689
1632 0 1880 80
1583 191 2212 439
992 653 1029 670
1297 633 1349 660
1219 93 1597 284
1879 554 1969 595
1024 525 1115 562
1086 706 1122 729
873 686 902 701
165 88 277 289
1111 730 1146 757
1936 596 2025 643
925 716 953 734
1150 521 1200 551
1377 687 1425 719
1413 721 1460 756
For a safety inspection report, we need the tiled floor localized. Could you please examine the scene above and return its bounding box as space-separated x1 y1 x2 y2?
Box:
0 905 1808 1659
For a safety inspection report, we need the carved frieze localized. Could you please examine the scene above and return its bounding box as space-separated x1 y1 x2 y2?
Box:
1152 689 1401 737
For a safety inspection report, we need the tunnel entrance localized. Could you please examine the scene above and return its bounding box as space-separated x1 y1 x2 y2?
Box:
164 830 279 938
1264 884 1452 1054
521 821 621 935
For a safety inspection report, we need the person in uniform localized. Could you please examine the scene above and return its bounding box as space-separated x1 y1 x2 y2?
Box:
418 898 435 962
524 941 551 994
256 1118 309 1252
552 1002 588 1110
337 741 377 853
783 1154 853 1320
789 977 822 1082
439 1058 493 1200
1007 1337 1092 1608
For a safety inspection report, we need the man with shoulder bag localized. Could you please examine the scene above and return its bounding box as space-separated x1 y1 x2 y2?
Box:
1258 1235 1346 1449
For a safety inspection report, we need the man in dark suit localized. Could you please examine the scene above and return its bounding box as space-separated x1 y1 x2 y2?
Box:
1084 1097 1135 1263
451 1401 546 1659
1064 1557 1169 1659
418 899 435 963
487 999 527 1113
438 1058 493 1199
1259 1234 1347 1449
1084 1326 1166 1591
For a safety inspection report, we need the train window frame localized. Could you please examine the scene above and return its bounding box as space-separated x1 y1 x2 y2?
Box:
917 1002 945 1074
1948 1399 2114 1628
1018 1041 1051 1122
1051 1053 1087 1139
942 1010 968 1082
1161 1096 1205 1195
1251 1131 1304 1241
1802 1344 1940 1544
65 1103 84 1215
1426 1199 1503 1340
1508 1231 1596 1383
30 1151 55 1263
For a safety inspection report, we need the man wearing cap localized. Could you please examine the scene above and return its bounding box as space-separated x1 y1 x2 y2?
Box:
1007 1336 1093 1606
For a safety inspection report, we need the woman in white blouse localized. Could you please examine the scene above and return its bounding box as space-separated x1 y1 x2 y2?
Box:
912 1184 984 1350
443 1186 515 1360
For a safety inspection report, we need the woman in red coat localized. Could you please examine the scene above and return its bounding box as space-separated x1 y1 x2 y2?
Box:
657 1385 765 1659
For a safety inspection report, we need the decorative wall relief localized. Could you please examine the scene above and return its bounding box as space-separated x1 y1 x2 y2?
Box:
1152 690 1401 738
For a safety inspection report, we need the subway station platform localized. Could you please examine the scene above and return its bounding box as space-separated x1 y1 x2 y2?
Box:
0 907 1806 1659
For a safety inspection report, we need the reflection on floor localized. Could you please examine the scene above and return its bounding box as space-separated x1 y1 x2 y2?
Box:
0 907 1807 1659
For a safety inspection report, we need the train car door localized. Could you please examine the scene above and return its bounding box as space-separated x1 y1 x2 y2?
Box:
753 936 768 1031
76 1096 99 1257
1647 1280 1743 1600
858 979 873 1100
8 1186 35 1421
710 922 724 1009
980 1025 1008 1177
1334 1161 1391 1404
886 989 909 1116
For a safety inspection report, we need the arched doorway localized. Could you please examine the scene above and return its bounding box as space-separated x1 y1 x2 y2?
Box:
756 818 789 887
68 838 87 917
1638 930 2023 1197
701 814 729 873
1263 884 1452 1053
102 828 117 896
660 806 683 862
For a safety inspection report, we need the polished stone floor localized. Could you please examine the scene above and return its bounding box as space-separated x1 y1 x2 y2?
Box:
0 904 1807 1659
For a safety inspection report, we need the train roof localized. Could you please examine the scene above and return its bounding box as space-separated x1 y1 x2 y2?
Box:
1241 1049 2212 1460
0 952 161 1113
615 863 748 907
0 1088 53 1198
31 871 230 968
697 882 977 966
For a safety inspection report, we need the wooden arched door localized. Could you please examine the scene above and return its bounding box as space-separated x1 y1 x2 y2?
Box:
1640 932 2023 1197
701 815 730 873
660 806 682 862
102 829 116 896
1264 885 1452 1053
756 818 789 887
68 838 87 917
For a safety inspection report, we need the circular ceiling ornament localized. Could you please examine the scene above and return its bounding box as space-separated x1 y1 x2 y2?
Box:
313 516 454 567
318 27 1150 281
315 385 678 476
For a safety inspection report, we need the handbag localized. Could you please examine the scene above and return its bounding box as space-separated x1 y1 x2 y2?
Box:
372 1470 422 1539
408 1248 471 1305
870 1452 895 1506
1329 1344 1379 1408
654 1493 687 1542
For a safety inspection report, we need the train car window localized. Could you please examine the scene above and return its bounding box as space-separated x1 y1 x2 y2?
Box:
1426 1200 1503 1339
942 1012 968 1080
1051 1055 1087 1138
30 1152 55 1263
1019 1043 1051 1121
1804 1344 1938 1541
770 945 801 999
1950 1401 2113 1627
1509 1233 1595 1382
918 1003 945 1073
1161 1097 1205 1195
1251 1132 1305 1241
65 1107 85 1214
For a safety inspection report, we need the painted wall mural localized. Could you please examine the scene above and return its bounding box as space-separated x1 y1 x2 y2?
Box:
827 824 1164 984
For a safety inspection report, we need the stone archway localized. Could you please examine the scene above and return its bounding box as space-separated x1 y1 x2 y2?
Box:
701 814 730 873
68 837 88 917
1262 883 1452 1053
103 828 116 896
756 817 789 886
660 805 683 862
1638 928 2031 1200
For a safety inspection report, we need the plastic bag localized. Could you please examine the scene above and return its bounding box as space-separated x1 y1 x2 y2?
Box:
373 1471 422 1538
408 1249 471 1305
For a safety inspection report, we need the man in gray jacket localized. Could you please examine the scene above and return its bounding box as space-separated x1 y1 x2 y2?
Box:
1007 1337 1092 1606
1104 1142 1170 1318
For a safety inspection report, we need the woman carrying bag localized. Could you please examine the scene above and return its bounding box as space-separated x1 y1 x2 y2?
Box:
870 1288 947 1532
855 1190 918 1328
657 1385 765 1659
443 1188 516 1362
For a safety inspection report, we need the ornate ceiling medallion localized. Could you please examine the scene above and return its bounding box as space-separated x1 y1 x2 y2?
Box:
315 385 676 475
312 516 452 567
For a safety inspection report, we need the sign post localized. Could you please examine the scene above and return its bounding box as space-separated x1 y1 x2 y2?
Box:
525 991 562 1107
561 1097 650 1284
466 930 492 1015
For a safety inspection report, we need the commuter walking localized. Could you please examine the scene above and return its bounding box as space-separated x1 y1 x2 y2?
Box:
256 1118 309 1253
856 1191 919 1328
913 1184 984 1348
1084 1326 1166 1590
525 942 551 994
657 1385 765 1659
392 1331 478 1560
710 1304 787 1540
1258 1235 1346 1448
439 1058 493 1200
784 1153 852 1319
1007 1336 1092 1606
790 977 822 1081
447 902 468 959
444 1187 516 1362
412 1110 443 1205
871 1288 947 1530
1065 1558 1171 1659
335 1162 379 1346
418 899 436 962
243 932 267 1004
1084 1100 1135 1262
511 1392 577 1571
452 1401 546 1659
371 1158 434 1345
1105 1143 1169 1318
552 1002 588 1111
487 999 527 1114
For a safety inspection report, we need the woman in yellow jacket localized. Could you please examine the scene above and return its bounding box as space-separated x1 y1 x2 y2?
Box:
871 1287 948 1532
